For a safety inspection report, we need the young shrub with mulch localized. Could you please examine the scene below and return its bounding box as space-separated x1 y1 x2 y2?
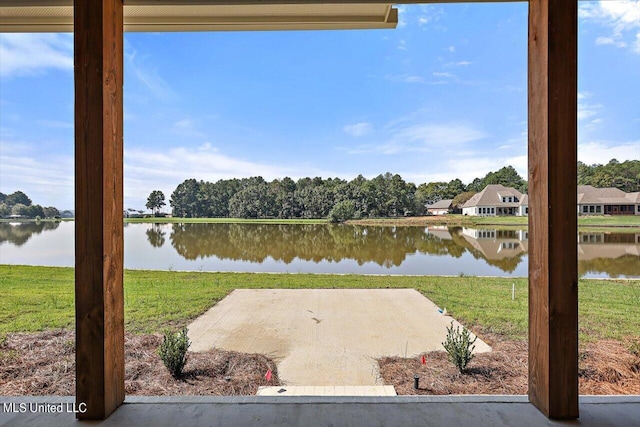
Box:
379 332 640 395
0 330 280 396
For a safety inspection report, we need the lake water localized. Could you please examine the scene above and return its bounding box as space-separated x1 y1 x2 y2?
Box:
1 221 639 278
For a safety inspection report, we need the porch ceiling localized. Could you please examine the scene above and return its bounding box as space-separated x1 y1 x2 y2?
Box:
0 2 398 32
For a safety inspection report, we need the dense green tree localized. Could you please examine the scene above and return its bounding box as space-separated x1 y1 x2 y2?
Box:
146 190 166 216
170 179 202 218
415 182 449 206
294 185 334 218
452 192 477 209
5 191 32 207
0 203 9 217
578 159 640 192
25 204 45 219
228 183 277 218
11 203 28 216
328 200 357 223
42 206 60 218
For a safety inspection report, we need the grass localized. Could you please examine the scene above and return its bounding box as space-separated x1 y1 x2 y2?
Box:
349 214 640 230
1 265 638 345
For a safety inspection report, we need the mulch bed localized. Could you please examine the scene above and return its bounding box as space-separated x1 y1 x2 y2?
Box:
379 332 640 395
0 330 280 396
2 330 639 396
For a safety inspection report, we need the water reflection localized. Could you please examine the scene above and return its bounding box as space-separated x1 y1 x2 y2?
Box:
0 221 638 278
162 223 638 278
146 223 166 248
0 221 61 247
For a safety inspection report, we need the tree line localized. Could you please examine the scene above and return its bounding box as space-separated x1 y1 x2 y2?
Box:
0 191 68 219
161 159 638 220
578 159 640 192
165 165 529 221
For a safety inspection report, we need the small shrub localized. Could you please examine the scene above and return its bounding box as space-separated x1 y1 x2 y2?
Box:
158 328 191 378
442 321 477 373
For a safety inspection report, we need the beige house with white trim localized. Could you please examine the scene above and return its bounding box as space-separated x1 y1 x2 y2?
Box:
577 185 640 215
462 184 528 217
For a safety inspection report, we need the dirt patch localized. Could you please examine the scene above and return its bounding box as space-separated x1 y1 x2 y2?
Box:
0 330 280 396
379 332 640 395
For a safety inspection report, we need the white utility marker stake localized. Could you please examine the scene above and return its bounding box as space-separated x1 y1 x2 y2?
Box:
512 283 515 301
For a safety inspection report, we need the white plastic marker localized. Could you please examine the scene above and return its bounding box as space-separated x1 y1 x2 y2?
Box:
512 283 515 301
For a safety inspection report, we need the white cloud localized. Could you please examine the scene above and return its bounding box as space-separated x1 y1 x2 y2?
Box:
0 140 74 209
595 36 627 48
125 41 175 101
403 154 528 186
385 74 424 84
578 140 640 165
447 46 456 53
446 61 473 67
343 122 372 137
0 34 73 77
433 72 454 78
0 137 347 209
396 5 408 28
171 118 207 138
580 1 640 54
577 92 602 121
348 119 488 155
123 144 347 208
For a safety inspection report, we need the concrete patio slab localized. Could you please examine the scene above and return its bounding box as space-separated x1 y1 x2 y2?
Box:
187 289 491 386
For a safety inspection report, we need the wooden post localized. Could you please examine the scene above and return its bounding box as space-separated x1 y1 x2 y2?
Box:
528 0 578 419
74 0 124 420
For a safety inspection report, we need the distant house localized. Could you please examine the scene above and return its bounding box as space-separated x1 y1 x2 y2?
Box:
462 184 528 217
426 199 453 215
577 185 640 215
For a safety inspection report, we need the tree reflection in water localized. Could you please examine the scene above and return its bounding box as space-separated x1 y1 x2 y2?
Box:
164 223 639 277
145 223 166 248
0 221 61 247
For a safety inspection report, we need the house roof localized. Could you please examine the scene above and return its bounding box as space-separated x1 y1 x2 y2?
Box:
427 199 453 209
0 2 398 32
462 184 523 208
577 185 640 205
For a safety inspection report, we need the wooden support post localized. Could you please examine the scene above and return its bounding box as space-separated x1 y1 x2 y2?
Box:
74 0 124 420
528 0 578 419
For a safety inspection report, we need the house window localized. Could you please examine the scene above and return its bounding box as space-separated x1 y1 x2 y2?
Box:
596 206 601 213
525 207 529 214
582 206 588 213
589 206 595 213
491 207 495 214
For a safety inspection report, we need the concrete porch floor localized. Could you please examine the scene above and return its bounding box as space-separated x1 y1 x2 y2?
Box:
1 396 638 427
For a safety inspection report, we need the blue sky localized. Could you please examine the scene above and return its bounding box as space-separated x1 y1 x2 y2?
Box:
1 1 639 211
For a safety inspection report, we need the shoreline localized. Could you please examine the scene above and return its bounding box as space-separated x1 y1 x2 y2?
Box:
2 215 639 232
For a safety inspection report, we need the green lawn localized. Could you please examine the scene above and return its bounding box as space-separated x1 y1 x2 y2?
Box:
350 214 640 229
1 265 638 346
